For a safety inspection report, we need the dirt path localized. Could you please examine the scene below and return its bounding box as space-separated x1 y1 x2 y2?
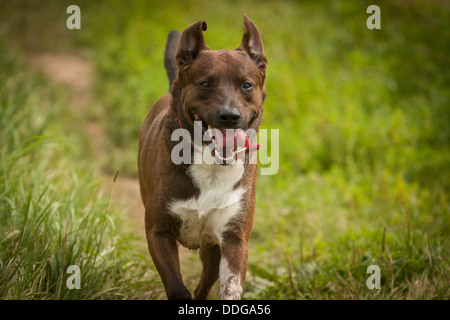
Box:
27 52 146 237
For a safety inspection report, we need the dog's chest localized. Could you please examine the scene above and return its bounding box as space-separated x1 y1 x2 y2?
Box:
169 163 245 249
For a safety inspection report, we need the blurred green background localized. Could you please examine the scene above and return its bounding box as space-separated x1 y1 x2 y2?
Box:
0 0 449 299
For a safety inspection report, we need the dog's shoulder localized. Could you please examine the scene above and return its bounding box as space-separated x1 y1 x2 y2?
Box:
139 94 174 148
142 94 172 129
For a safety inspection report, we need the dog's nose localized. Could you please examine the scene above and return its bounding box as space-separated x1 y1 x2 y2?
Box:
218 108 241 126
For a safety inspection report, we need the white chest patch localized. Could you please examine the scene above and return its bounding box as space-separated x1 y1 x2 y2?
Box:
169 162 245 250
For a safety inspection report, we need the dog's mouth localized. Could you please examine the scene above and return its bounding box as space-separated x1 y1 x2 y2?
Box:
192 113 249 164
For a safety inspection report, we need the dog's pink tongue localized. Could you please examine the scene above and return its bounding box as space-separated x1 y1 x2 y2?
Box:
216 129 249 159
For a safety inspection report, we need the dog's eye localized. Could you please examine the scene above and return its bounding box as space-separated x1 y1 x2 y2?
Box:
242 82 253 91
200 81 211 89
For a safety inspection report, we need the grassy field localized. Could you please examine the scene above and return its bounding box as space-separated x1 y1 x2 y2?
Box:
1 0 449 299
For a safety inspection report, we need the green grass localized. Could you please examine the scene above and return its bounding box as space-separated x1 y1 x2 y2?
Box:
1 0 449 299
0 43 162 299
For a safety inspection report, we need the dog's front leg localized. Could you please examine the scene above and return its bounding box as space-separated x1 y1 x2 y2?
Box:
219 233 248 300
146 222 192 300
194 244 221 300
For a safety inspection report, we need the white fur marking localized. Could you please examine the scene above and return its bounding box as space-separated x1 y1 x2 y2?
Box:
219 258 243 300
169 160 245 249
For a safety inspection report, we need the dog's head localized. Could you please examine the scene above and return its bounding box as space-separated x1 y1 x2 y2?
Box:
173 15 267 162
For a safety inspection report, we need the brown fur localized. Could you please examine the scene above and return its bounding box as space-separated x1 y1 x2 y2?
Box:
138 15 267 300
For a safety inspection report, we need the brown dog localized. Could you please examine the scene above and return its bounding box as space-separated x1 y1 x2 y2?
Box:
138 15 267 300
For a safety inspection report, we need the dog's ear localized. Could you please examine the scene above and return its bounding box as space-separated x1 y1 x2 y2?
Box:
237 14 267 73
176 20 209 71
